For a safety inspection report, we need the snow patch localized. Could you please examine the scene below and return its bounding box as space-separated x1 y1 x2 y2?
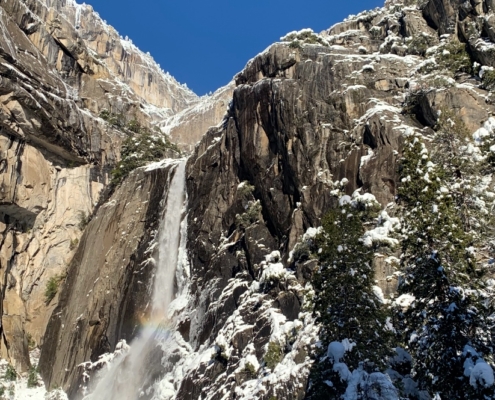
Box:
361 210 400 248
328 342 346 362
0 349 68 400
394 294 416 308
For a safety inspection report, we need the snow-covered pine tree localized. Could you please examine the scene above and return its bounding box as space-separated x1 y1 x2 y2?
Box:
431 109 494 240
307 197 397 400
395 133 495 399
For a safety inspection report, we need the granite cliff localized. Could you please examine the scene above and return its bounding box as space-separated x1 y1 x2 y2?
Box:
1 0 495 399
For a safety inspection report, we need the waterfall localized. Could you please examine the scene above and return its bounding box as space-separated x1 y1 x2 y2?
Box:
85 160 186 400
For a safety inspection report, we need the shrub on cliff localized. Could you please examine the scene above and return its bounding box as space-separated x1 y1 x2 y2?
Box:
27 365 38 388
78 211 90 231
243 362 257 379
406 34 435 56
419 40 472 76
45 274 64 304
280 28 328 48
437 41 472 75
99 110 125 128
480 131 495 169
4 365 16 381
69 238 79 251
111 122 181 186
482 69 495 91
235 200 262 228
264 342 283 371
99 115 181 186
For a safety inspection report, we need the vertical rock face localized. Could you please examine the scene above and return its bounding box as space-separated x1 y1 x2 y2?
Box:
0 134 102 372
178 41 412 400
38 1 495 398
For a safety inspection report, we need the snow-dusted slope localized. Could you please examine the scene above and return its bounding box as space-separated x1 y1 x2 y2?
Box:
160 83 235 150
0 350 67 400
4 0 195 118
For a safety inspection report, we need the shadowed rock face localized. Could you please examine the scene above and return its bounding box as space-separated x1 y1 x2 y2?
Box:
185 41 411 283
179 43 411 400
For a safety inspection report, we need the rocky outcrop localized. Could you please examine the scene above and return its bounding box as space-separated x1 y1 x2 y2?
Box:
176 43 412 400
166 4 495 400
0 0 227 153
169 3 493 399
0 3 120 165
0 0 230 149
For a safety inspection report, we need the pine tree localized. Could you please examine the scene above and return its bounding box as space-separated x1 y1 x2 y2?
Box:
395 134 495 399
431 109 494 239
307 198 396 399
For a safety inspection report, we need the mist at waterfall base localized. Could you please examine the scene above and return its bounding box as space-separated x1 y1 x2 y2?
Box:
84 160 186 400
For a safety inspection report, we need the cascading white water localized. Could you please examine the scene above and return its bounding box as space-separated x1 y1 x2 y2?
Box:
151 161 186 320
85 160 186 400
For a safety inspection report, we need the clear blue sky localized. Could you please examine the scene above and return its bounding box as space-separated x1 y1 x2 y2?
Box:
87 0 383 95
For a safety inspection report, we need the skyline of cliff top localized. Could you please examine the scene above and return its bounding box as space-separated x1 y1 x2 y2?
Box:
87 0 383 95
